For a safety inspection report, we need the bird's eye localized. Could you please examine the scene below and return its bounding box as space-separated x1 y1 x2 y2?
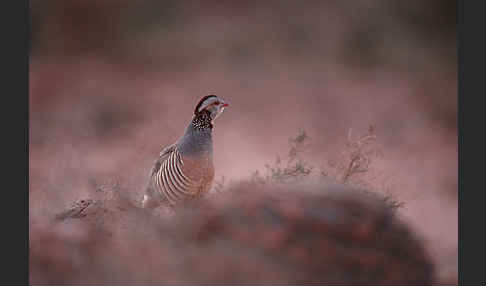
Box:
214 101 220 105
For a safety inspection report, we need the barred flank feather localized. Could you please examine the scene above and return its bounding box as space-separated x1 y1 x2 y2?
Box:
156 148 197 206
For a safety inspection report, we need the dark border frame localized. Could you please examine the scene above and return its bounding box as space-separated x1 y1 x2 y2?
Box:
459 0 479 285
3 0 29 285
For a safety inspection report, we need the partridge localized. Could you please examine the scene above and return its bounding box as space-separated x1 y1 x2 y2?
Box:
142 95 229 208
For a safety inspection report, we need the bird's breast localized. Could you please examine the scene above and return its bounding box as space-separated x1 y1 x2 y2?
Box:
180 154 215 189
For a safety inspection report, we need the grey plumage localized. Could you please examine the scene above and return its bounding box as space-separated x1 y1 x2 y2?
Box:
142 95 229 208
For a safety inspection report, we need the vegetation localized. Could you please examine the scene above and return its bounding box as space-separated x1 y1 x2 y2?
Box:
216 126 403 210
251 128 313 185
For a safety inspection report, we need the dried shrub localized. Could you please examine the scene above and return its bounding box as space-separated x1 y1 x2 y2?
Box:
251 129 313 185
245 127 403 211
320 125 404 210
324 125 382 183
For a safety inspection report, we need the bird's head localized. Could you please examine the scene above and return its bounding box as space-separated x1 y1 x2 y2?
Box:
194 95 229 122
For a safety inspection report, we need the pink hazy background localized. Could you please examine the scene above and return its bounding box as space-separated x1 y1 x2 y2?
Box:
29 0 457 284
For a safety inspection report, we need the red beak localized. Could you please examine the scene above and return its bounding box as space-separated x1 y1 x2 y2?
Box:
222 102 229 107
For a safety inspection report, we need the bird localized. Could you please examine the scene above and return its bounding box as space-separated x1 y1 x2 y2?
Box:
142 95 229 208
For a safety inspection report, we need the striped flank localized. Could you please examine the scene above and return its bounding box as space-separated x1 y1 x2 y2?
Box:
155 148 196 205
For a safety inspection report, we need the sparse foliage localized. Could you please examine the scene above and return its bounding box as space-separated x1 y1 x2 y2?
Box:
251 129 313 185
320 125 402 210
322 125 383 184
215 126 402 211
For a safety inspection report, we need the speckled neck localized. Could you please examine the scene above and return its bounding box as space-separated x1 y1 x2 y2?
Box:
191 110 213 131
177 111 213 156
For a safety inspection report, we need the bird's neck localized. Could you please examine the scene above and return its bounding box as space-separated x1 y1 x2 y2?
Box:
191 111 213 131
177 111 213 156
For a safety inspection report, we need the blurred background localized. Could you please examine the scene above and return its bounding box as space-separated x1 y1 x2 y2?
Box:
29 0 457 284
